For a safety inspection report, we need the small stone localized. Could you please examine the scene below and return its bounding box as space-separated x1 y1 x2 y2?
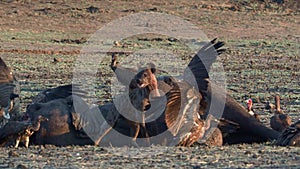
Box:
53 58 62 63
114 41 122 47
8 150 19 157
86 6 99 13
16 164 28 169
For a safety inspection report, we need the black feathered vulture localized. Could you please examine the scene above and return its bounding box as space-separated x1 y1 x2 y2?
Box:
0 57 20 128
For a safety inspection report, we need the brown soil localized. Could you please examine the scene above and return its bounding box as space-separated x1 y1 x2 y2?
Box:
0 0 299 168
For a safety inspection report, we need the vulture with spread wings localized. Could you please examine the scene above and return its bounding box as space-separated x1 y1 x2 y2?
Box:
109 38 280 146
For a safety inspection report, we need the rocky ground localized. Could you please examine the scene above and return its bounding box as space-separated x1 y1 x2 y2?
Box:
0 0 299 168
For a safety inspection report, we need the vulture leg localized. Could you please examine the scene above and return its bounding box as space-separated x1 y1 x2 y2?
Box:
25 136 30 148
15 138 20 148
94 125 114 146
140 112 150 146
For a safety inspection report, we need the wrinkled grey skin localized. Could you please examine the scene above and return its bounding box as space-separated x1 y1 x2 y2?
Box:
0 57 20 128
26 95 94 146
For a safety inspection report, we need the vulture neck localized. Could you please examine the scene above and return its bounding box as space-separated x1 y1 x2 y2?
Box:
275 95 283 114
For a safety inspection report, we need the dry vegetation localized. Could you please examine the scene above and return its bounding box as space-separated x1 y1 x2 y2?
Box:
0 0 299 168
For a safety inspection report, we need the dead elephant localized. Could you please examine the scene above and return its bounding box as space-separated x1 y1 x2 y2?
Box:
26 96 94 146
26 94 147 147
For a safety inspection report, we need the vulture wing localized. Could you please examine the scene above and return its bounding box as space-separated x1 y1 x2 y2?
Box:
184 38 225 94
276 120 300 147
0 58 14 84
0 120 32 146
0 58 20 123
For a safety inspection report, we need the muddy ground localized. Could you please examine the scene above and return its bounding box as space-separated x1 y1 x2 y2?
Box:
0 0 299 168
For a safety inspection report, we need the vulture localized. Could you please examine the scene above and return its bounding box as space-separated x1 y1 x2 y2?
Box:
110 38 280 145
246 99 260 122
0 115 48 148
269 95 292 132
0 57 20 128
276 120 300 147
106 38 225 146
88 67 162 147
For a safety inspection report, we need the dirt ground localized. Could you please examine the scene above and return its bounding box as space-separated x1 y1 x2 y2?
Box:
0 0 299 168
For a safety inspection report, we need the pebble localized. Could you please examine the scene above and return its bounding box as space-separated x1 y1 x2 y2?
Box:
16 164 28 169
8 150 19 157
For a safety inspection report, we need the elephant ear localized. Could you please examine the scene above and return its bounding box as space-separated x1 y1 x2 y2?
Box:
71 112 83 131
67 95 90 131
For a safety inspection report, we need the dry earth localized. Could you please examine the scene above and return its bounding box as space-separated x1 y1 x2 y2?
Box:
0 0 299 168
